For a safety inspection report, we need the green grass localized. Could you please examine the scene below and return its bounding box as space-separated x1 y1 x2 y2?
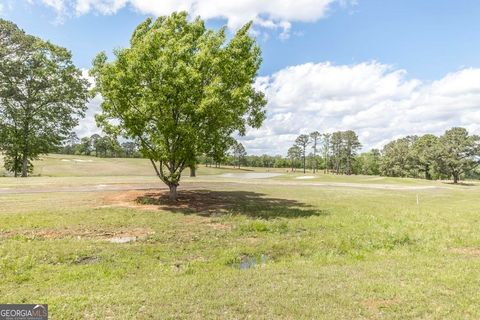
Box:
1 155 480 318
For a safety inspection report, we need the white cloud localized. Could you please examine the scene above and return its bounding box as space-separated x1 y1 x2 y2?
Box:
74 0 128 15
32 0 345 37
75 95 102 137
0 1 15 16
240 63 480 155
74 69 102 137
75 63 480 156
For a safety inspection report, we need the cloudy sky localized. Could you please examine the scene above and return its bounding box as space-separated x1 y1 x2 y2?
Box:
3 0 480 155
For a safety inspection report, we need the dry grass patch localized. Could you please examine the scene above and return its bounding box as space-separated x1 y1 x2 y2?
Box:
0 227 154 241
449 247 480 256
362 298 400 312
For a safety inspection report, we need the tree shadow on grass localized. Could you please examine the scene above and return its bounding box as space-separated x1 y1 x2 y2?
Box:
135 190 327 219
442 182 476 186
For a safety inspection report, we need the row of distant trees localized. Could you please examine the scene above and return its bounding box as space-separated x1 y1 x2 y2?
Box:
286 130 361 174
60 132 141 158
200 127 480 184
376 127 480 183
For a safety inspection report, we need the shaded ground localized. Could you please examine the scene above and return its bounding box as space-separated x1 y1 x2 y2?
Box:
107 189 326 219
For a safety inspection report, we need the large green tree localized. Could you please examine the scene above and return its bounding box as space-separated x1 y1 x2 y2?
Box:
436 127 480 183
91 13 266 200
0 19 89 176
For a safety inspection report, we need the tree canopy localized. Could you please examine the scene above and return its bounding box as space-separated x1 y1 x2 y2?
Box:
91 12 266 200
436 127 480 183
0 19 89 176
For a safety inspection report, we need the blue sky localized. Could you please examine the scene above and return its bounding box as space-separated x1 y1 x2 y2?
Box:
2 0 480 154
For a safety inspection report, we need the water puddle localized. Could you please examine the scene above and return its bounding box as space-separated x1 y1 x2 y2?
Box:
236 254 268 270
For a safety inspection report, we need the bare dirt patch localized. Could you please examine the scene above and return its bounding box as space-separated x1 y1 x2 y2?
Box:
75 256 100 264
0 227 153 242
449 247 480 256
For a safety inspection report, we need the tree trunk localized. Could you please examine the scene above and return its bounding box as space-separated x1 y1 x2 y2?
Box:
303 153 306 174
313 150 316 173
169 184 178 201
190 165 196 177
453 173 459 184
425 164 431 180
13 156 18 177
21 152 28 177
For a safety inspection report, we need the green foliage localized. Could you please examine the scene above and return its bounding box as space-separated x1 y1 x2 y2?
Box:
0 19 88 176
330 130 362 175
231 141 247 168
2 149 33 176
412 134 439 180
287 145 302 171
356 149 381 175
435 127 480 183
91 12 266 199
379 129 480 183
380 136 417 177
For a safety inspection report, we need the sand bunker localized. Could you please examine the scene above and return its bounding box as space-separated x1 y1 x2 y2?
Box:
219 173 283 179
296 176 315 180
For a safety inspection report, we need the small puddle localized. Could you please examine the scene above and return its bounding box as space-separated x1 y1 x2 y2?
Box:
108 236 137 243
236 254 268 270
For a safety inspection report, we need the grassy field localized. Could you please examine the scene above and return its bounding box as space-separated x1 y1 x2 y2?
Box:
1 154 480 319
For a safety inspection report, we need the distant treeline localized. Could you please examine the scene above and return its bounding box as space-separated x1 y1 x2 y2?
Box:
60 133 141 158
201 127 480 184
61 126 480 183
